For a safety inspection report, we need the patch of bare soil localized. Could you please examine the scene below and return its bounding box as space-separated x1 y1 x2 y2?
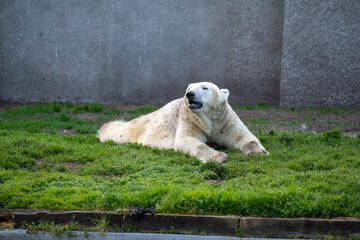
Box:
235 108 360 136
61 162 83 172
2 100 359 136
35 159 83 172
70 113 101 120
57 128 77 135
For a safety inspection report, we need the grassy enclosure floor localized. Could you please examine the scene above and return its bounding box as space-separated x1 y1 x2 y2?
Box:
0 101 359 218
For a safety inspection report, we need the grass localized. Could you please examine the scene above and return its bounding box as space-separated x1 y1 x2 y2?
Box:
0 102 359 218
24 220 83 236
233 102 358 115
233 102 280 110
22 218 144 236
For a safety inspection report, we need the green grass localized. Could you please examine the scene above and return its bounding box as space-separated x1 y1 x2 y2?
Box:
232 102 358 115
0 102 360 218
22 218 145 236
233 102 279 110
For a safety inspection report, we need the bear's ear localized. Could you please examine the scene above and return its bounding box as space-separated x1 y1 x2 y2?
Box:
220 89 229 101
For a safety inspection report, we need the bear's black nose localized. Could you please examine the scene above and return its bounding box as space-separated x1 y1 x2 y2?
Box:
186 91 195 99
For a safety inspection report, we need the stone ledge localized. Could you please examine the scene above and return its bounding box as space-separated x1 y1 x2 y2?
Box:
2 209 360 237
240 217 360 237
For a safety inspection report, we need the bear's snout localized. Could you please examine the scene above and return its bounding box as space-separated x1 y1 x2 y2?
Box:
186 90 203 111
186 91 195 100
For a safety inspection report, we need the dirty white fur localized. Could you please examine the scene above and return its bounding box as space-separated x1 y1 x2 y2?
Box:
97 82 268 162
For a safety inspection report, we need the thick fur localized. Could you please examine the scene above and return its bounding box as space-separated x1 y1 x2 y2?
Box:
97 82 268 162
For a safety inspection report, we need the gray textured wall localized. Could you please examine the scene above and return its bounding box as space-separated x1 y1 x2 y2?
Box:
280 0 360 106
0 0 283 105
1 0 359 106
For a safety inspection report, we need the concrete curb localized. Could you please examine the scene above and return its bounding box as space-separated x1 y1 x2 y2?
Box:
1 209 360 238
0 229 296 240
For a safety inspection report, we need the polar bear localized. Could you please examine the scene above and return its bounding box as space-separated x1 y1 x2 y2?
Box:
97 82 268 162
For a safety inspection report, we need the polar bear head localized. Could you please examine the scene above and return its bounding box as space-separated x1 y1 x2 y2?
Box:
185 82 229 112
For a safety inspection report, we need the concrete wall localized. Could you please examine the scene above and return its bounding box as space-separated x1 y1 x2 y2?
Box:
0 0 284 105
1 0 359 106
0 0 283 105
280 0 360 106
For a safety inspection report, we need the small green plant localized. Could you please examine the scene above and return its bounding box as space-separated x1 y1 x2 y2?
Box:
26 221 39 234
200 161 228 180
120 221 143 232
24 220 82 237
90 215 110 233
279 133 295 146
56 164 67 172
65 102 75 108
83 229 89 238
86 103 105 113
51 224 65 237
169 226 177 234
322 128 342 142
160 226 177 234
53 105 62 113
59 113 71 122
257 102 270 108
235 227 243 237
72 102 104 114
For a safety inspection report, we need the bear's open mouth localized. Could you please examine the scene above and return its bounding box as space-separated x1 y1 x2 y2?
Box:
188 100 203 111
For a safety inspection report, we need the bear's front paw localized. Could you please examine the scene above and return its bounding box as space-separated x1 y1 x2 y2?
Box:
211 151 228 163
243 141 269 155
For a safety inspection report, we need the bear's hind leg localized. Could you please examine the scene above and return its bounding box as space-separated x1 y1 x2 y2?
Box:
97 120 133 144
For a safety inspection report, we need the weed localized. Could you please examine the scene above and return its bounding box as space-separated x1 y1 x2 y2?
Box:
279 133 295 146
23 220 82 236
90 215 110 233
104 108 124 115
200 161 228 180
72 102 104 114
26 221 39 234
59 113 71 122
120 221 143 232
256 102 272 108
65 102 75 108
56 164 67 172
235 227 243 237
232 102 279 110
322 128 342 142
83 229 89 238
22 220 83 237
160 226 177 234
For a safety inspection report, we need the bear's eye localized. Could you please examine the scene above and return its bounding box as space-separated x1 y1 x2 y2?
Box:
202 87 209 90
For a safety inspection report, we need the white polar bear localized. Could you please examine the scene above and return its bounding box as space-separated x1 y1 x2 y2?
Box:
97 82 268 162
